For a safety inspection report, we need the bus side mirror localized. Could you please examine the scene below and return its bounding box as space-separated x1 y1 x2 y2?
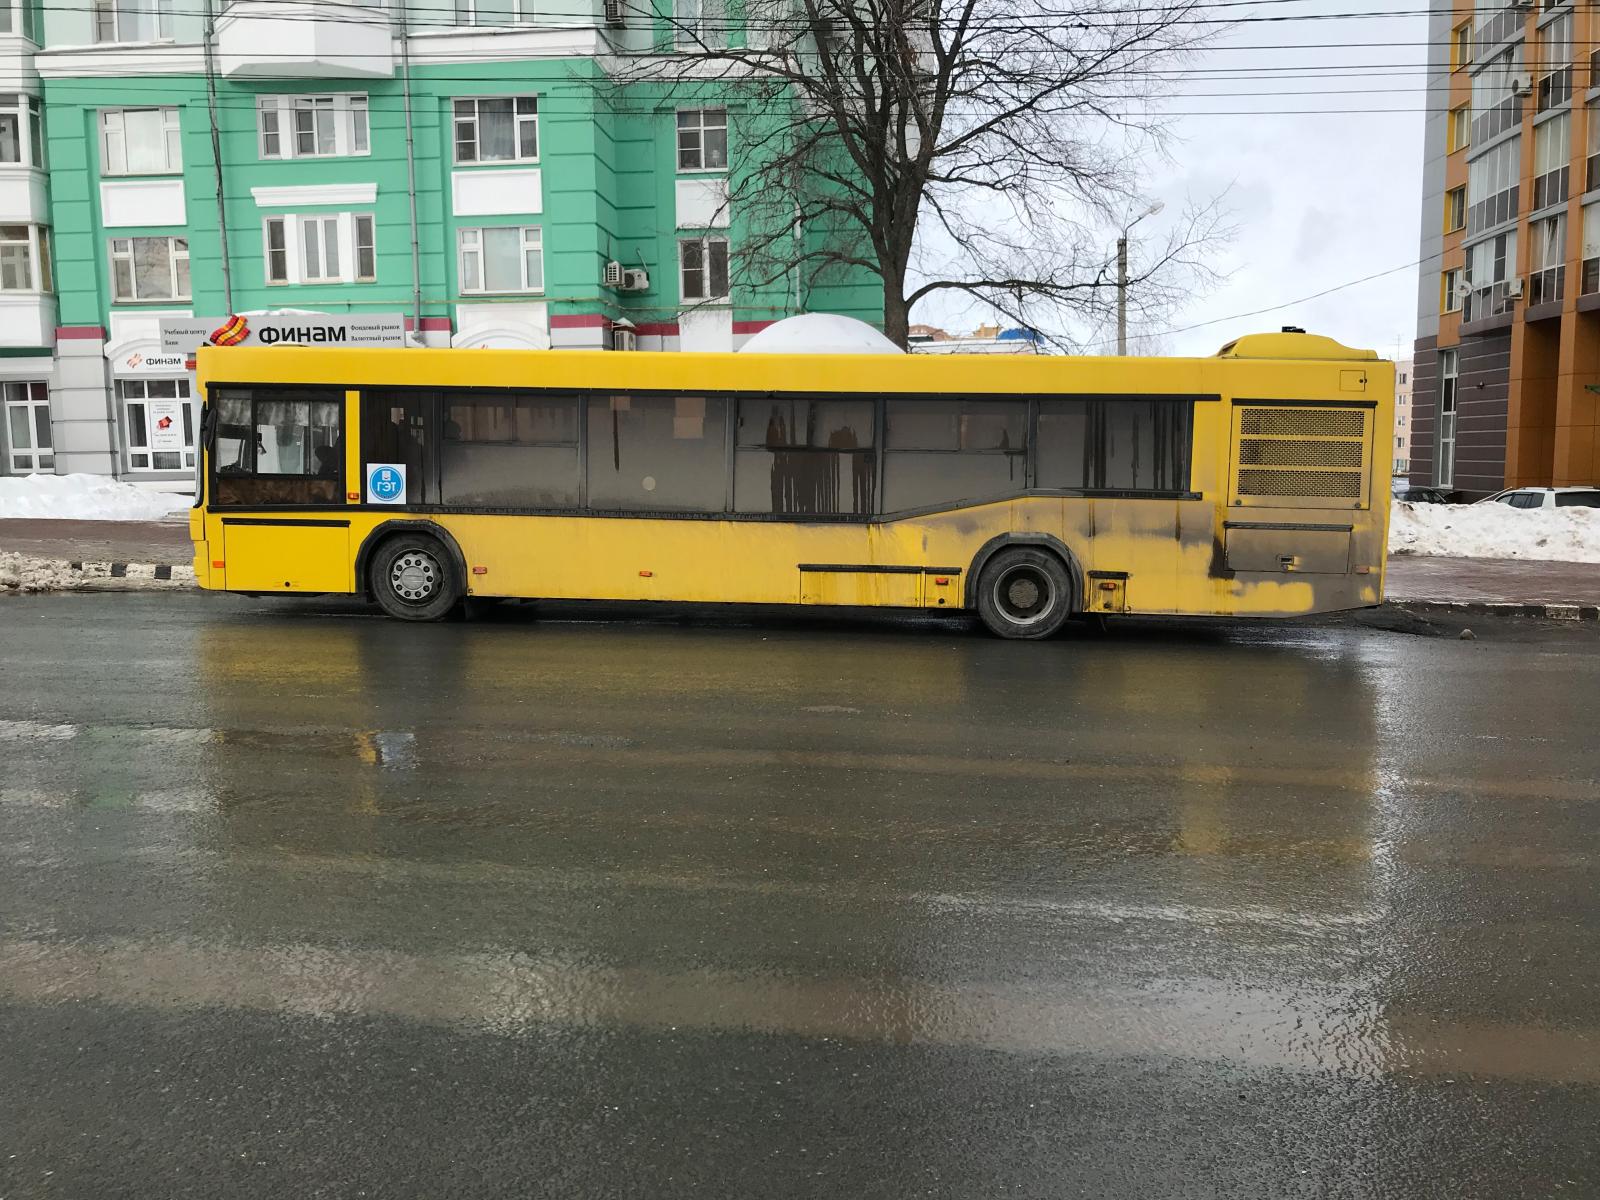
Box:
202 402 219 447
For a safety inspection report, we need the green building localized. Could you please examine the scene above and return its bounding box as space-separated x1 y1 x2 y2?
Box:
4 0 880 489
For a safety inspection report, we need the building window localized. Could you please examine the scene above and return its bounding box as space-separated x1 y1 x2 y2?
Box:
119 377 193 472
1445 185 1466 233
0 2 40 42
1448 104 1470 154
1583 204 1600 294
1537 12 1571 113
0 94 43 169
1473 1 1519 60
1471 44 1523 145
1442 266 1463 313
93 0 174 43
1464 229 1517 321
263 214 376 285
1587 99 1600 192
1530 204 1569 297
677 108 728 171
110 236 189 302
1437 348 1457 488
258 95 369 160
3 381 51 474
453 97 537 164
101 107 181 176
1532 112 1570 210
458 226 543 294
679 235 729 301
1466 137 1519 235
676 0 728 48
1452 20 1472 69
455 0 533 23
0 225 49 292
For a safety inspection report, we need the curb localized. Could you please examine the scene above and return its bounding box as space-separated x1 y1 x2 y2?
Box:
65 560 196 588
1391 599 1599 621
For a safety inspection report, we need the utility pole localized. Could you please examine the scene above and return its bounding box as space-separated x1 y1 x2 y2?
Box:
1116 201 1163 356
202 0 232 314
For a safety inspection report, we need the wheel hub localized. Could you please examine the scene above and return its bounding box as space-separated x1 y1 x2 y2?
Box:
391 551 439 603
995 565 1054 624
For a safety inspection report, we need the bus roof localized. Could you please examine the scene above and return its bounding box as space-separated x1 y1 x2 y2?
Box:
194 330 1383 397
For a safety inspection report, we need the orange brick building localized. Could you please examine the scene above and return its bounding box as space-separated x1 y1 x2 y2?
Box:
1413 0 1600 495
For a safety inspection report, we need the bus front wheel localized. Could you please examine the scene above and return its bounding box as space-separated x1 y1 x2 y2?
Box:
975 548 1074 640
370 534 462 622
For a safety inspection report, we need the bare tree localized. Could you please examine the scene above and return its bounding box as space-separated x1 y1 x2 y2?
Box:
613 0 1228 347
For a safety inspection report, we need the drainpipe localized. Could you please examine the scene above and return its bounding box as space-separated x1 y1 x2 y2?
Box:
202 0 233 313
399 4 423 343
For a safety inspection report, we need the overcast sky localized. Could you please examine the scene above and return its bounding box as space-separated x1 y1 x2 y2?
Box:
920 0 1430 361
1143 0 1430 360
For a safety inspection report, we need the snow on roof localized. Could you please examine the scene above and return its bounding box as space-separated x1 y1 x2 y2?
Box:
739 314 903 355
0 474 190 522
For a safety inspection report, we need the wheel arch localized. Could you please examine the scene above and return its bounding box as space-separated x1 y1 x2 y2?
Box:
354 520 468 599
965 533 1084 614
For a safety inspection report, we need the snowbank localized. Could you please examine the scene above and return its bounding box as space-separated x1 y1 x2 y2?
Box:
0 474 190 522
0 552 195 593
739 313 903 355
1389 500 1600 563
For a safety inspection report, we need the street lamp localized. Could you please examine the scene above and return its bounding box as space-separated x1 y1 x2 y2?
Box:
1117 201 1165 356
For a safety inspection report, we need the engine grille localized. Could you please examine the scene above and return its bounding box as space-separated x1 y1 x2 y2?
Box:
1236 407 1367 501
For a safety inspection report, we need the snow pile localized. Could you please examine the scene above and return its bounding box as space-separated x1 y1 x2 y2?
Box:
1389 500 1600 563
0 474 190 522
739 313 903 355
0 552 90 593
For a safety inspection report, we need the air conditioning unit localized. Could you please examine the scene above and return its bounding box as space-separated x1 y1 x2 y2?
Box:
612 327 638 352
1504 276 1524 299
603 260 624 287
1511 72 1533 96
1511 0 1533 10
603 0 626 26
620 268 650 292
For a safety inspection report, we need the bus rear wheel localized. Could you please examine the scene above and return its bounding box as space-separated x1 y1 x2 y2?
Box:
975 548 1074 640
371 534 462 622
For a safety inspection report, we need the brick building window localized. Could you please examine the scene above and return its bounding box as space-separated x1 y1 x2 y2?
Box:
1445 185 1466 232
1464 229 1518 320
1466 138 1518 234
1537 12 1571 113
101 107 181 176
1443 266 1463 313
1448 104 1470 153
1529 213 1566 305
679 235 730 301
1436 349 1458 489
1471 44 1524 144
1582 204 1600 294
110 236 188 302
453 97 538 164
1532 112 1570 211
677 108 728 171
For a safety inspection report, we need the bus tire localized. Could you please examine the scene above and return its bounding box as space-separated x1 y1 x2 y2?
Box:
975 548 1074 640
370 533 462 622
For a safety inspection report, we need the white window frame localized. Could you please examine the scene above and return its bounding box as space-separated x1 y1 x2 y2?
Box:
257 94 370 161
1437 348 1458 488
679 234 730 302
675 0 727 49
454 0 535 25
677 107 728 172
119 377 194 473
263 212 378 286
452 96 539 165
109 235 189 303
93 0 175 44
457 225 544 295
0 94 44 170
0 224 49 293
100 107 182 176
1442 266 1463 313
3 381 51 475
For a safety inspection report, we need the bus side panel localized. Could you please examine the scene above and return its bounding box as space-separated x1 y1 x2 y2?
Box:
222 522 353 594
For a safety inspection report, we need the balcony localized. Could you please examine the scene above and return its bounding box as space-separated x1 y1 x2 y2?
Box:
217 1 394 80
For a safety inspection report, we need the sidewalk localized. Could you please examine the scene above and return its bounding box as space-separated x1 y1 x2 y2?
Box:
1385 555 1597 607
0 518 192 567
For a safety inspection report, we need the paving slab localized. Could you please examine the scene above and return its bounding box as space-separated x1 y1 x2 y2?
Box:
0 518 192 567
1386 554 1597 606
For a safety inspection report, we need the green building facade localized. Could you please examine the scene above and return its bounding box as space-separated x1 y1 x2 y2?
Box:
5 0 879 487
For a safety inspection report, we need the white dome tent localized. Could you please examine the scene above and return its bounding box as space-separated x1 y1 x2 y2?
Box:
738 314 903 355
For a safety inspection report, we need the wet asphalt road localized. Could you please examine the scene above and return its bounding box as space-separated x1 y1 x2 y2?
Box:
2 594 1599 1198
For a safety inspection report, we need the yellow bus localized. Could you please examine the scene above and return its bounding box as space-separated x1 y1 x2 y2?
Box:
190 329 1393 638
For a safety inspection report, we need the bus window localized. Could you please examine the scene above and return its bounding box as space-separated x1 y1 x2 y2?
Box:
881 398 1026 512
734 397 875 516
364 391 436 505
440 394 580 509
211 387 343 507
587 394 728 512
1037 398 1191 493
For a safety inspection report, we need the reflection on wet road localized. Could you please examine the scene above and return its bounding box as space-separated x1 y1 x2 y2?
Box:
2 594 1598 1196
